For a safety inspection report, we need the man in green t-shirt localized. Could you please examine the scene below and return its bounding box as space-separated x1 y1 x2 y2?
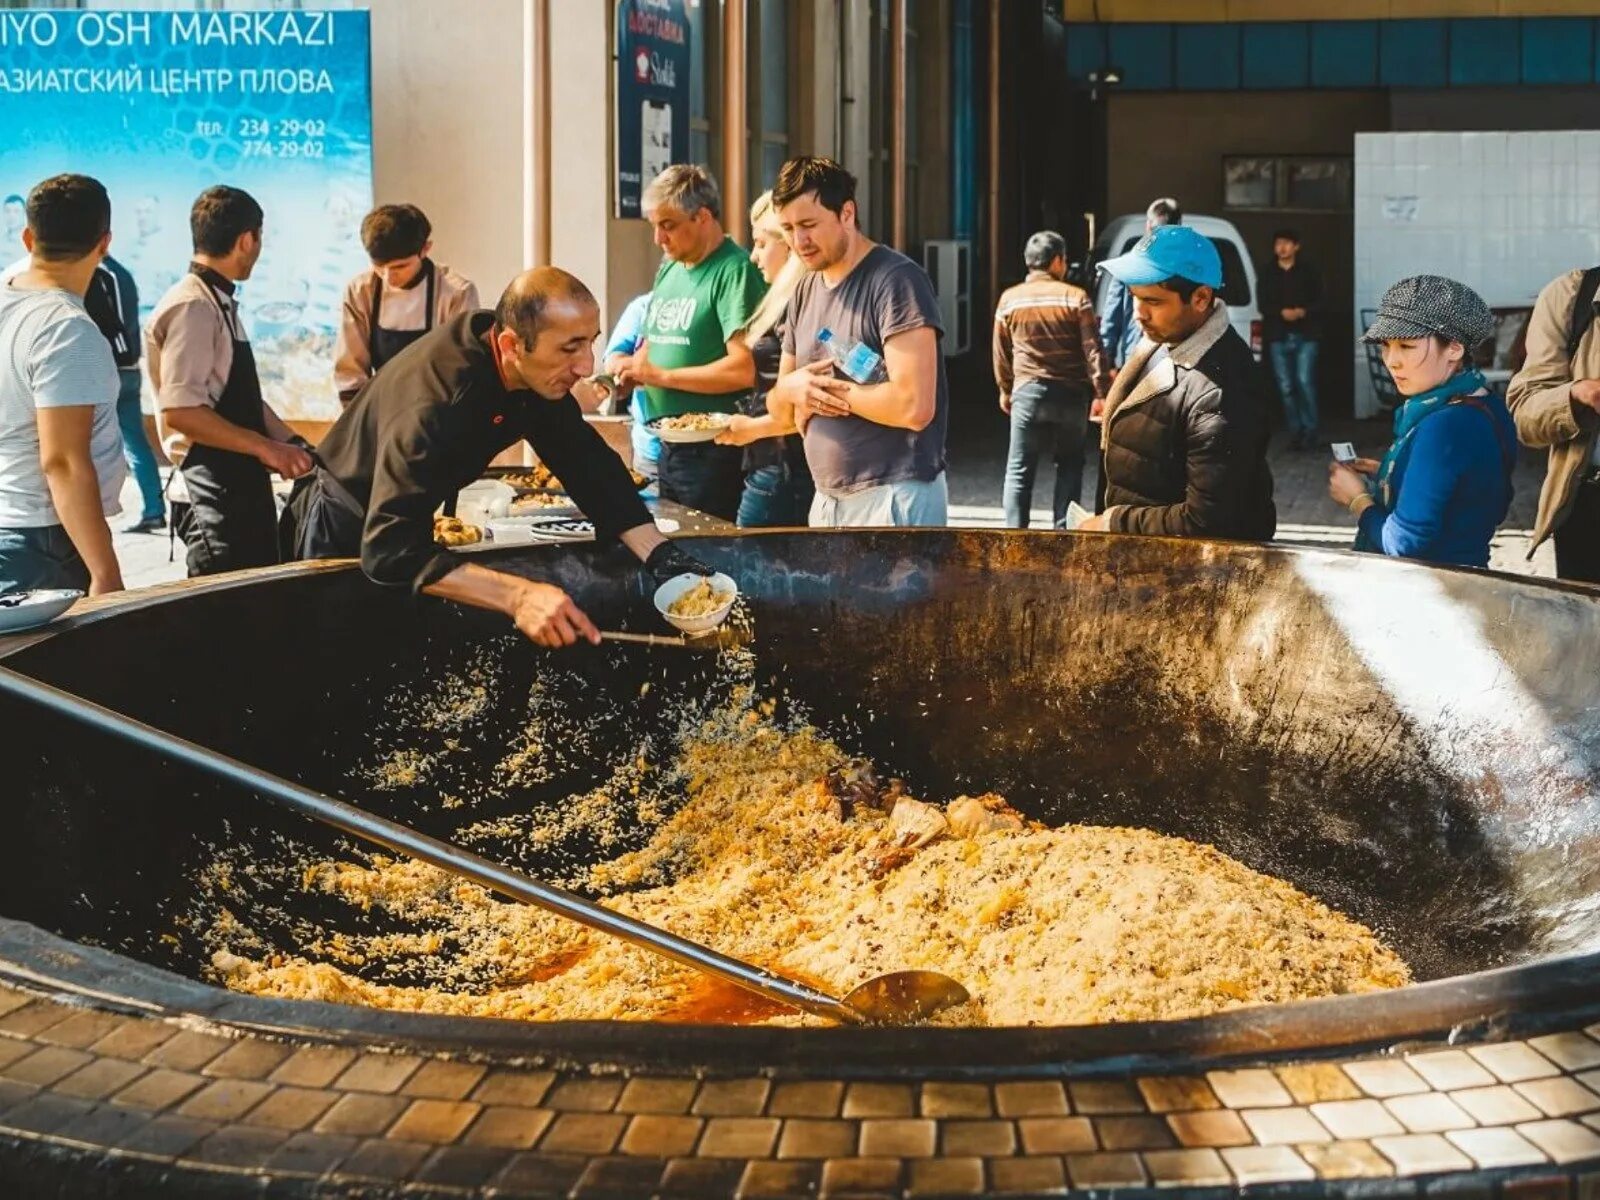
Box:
615 164 766 521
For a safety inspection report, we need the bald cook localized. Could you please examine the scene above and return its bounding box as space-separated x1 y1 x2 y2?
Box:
281 267 709 646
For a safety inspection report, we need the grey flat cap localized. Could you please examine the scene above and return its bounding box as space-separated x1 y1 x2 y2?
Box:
1362 275 1495 348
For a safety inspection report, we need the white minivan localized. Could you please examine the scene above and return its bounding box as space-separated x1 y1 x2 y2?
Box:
1088 213 1263 359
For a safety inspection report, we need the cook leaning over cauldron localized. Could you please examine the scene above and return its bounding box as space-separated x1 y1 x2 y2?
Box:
279 266 709 647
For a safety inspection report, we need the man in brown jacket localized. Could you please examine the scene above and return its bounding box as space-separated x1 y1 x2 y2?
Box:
1507 268 1600 580
993 230 1108 528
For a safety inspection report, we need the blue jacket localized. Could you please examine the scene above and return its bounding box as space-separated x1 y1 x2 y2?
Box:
1098 276 1142 369
1357 395 1516 569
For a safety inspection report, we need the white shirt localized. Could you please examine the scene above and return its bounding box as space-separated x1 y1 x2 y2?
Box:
0 280 124 527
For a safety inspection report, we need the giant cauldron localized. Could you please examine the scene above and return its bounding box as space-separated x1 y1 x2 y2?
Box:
1 531 1598 1197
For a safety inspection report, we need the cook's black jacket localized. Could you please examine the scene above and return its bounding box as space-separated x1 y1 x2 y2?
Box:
314 311 651 590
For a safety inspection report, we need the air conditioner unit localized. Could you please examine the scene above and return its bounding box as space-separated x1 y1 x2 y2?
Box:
921 239 971 357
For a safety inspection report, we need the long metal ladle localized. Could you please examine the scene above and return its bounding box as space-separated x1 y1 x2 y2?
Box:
0 666 970 1026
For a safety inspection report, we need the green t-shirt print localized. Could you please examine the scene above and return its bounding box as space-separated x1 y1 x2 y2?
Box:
639 236 768 422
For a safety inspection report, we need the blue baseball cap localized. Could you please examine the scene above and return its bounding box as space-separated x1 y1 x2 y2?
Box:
1099 225 1223 290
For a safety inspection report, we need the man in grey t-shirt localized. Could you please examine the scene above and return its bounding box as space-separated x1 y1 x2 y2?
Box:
0 176 124 597
768 157 948 527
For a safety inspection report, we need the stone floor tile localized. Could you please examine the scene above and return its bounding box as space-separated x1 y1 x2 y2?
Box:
2 1091 95 1135
571 1155 664 1197
1344 1060 1432 1098
537 1111 628 1156
1068 1080 1143 1114
89 1021 179 1063
539 1077 621 1115
1468 1043 1562 1084
113 1113 216 1158
1223 1143 1317 1183
1451 1085 1544 1127
491 1152 591 1195
183 1124 287 1169
110 1068 206 1113
400 1058 487 1101
268 1045 357 1089
775 1117 856 1159
859 1117 937 1157
387 1097 482 1144
142 1030 234 1073
1516 1077 1600 1119
1298 1139 1396 1179
842 1081 915 1118
313 1092 408 1137
1384 1092 1477 1134
1066 1150 1148 1188
202 1039 294 1080
331 1052 424 1095
264 1131 359 1178
1096 1114 1177 1151
0 1001 73 1040
907 1156 985 1197
1143 1147 1231 1187
174 1078 275 1123
1277 1063 1364 1104
1018 1116 1097 1154
56 1102 154 1149
1241 1106 1333 1145
941 1118 1016 1157
3 1045 92 1087
693 1078 771 1116
415 1144 515 1189
0 1078 37 1113
1312 1098 1407 1140
52 1057 146 1101
616 1075 699 1115
658 1156 745 1197
0 1040 36 1074
1529 1034 1600 1073
35 1009 128 1050
462 1105 555 1150
1207 1068 1293 1109
995 1081 1069 1117
1167 1108 1252 1148
819 1155 901 1196
1446 1126 1549 1169
471 1068 556 1108
1517 1118 1600 1164
920 1081 993 1118
1373 1133 1474 1175
699 1116 781 1158
739 1158 819 1198
990 1155 1067 1195
338 1137 433 1181
766 1080 844 1118
619 1113 704 1158
1407 1050 1497 1092
1138 1075 1220 1113
0 990 34 1019
241 1085 340 1133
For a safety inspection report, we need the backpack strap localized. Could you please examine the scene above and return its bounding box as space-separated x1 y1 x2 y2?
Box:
1453 395 1517 477
1566 266 1600 363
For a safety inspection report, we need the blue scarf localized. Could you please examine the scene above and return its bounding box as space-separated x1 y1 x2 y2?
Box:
1353 368 1489 553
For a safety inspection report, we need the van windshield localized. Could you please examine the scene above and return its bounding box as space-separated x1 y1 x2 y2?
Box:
1115 235 1252 307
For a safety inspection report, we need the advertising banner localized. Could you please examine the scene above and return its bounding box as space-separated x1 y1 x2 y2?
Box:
0 9 373 421
615 0 690 219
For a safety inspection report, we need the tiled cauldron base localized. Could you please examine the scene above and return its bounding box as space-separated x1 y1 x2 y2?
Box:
0 983 1595 1197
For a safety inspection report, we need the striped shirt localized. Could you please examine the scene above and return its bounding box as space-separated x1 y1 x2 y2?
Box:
993 272 1109 399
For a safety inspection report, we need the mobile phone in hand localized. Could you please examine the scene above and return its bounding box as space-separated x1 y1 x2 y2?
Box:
1331 442 1357 464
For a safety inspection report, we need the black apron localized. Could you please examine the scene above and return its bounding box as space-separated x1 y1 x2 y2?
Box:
369 258 435 371
175 267 279 577
279 454 365 563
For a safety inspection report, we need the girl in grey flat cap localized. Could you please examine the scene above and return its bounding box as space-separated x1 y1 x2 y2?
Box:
1327 275 1516 568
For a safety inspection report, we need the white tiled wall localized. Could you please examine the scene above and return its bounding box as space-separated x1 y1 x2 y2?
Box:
1354 130 1600 417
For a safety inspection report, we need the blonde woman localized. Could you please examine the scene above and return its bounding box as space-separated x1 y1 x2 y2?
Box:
714 191 815 526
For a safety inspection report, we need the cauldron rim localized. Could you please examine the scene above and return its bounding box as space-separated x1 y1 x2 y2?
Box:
6 540 1600 1073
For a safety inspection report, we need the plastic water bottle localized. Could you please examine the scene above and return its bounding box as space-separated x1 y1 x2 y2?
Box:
816 327 888 385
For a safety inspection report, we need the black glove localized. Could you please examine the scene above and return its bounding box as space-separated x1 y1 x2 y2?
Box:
645 541 713 586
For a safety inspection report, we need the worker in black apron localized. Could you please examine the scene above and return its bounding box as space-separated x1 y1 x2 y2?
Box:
174 265 281 576
368 257 435 372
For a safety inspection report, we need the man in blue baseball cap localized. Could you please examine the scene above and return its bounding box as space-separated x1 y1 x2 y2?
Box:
1077 225 1275 541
